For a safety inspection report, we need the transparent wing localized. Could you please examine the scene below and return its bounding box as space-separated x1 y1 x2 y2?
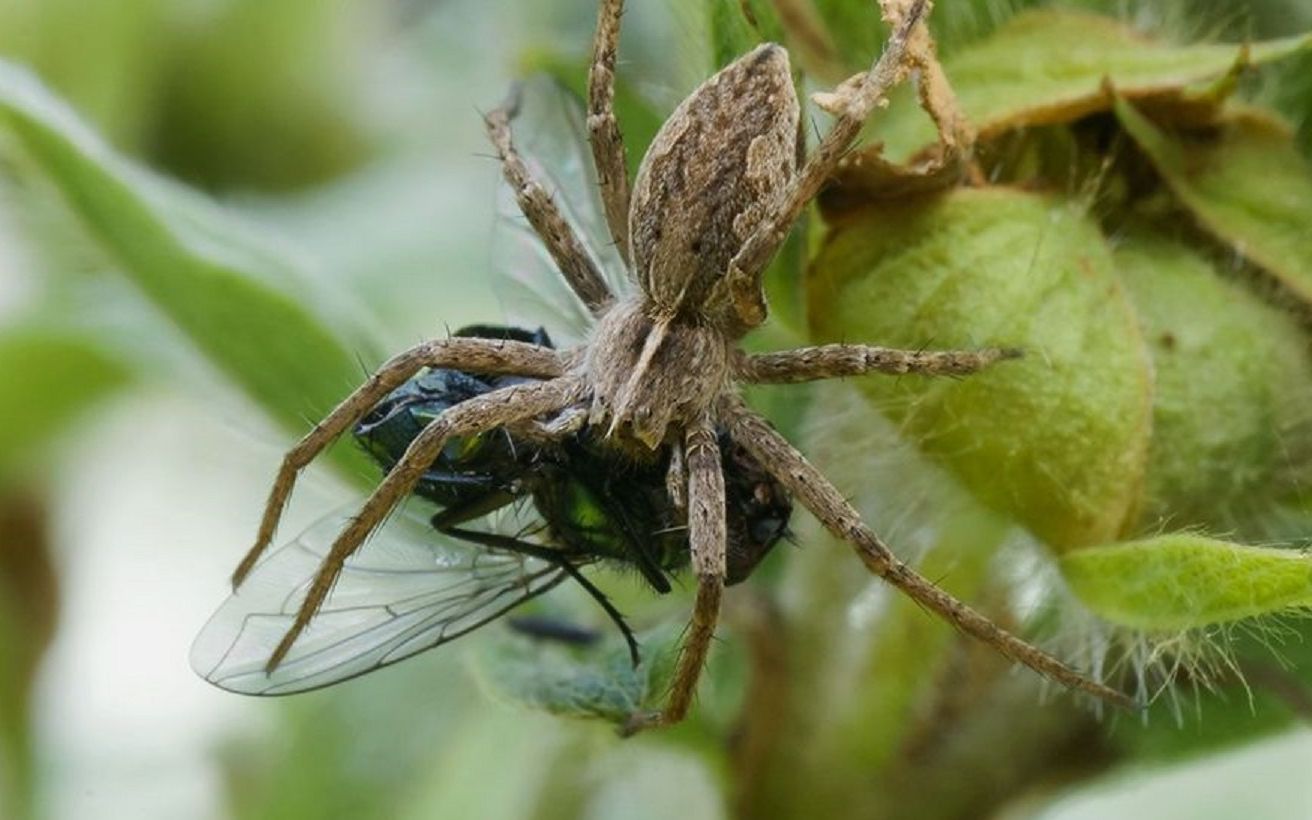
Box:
491 74 632 346
190 505 567 695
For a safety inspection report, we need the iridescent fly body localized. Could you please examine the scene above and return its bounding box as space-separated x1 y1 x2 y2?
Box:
354 325 792 595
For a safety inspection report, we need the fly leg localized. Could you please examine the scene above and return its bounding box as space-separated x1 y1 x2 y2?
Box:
441 526 640 666
265 376 585 672
428 490 520 532
622 413 727 734
233 337 563 587
588 0 632 264
718 395 1133 708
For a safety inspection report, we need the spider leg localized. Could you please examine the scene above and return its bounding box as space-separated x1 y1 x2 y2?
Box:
736 343 1022 384
504 403 588 443
623 414 727 735
665 437 687 516
486 94 615 316
724 0 927 329
232 337 563 587
264 376 586 672
588 0 632 265
719 395 1133 708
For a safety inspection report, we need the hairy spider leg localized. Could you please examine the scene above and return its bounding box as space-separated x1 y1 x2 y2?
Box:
486 95 616 315
265 376 587 671
588 0 632 265
234 337 563 587
720 395 1133 708
736 343 1024 383
664 438 687 515
724 0 928 330
623 413 727 733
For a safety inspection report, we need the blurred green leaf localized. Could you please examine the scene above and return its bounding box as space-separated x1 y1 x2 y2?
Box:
0 0 372 191
709 0 783 68
810 0 885 74
397 707 586 820
469 623 680 725
1113 234 1312 533
1116 100 1312 306
0 326 130 477
1061 536 1312 630
152 0 373 191
0 62 380 475
879 10 1312 157
808 188 1152 550
0 0 167 149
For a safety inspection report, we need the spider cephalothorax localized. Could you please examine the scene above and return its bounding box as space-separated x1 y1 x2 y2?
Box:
590 43 798 449
208 0 1129 732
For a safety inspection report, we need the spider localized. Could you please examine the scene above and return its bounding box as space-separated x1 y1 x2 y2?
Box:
225 0 1129 732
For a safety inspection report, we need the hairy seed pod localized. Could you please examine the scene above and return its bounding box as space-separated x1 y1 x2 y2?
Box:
629 44 799 316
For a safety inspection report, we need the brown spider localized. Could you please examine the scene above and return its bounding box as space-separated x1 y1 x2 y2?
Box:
225 0 1129 731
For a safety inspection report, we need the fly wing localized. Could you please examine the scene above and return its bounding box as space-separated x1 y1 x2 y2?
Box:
190 506 566 695
491 75 632 345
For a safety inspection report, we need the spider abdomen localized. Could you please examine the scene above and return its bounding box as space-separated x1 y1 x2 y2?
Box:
628 43 799 316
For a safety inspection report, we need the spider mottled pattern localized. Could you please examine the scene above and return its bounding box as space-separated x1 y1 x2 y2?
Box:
229 0 1130 732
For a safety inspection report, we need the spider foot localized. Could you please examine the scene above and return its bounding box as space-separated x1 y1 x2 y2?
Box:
618 709 665 737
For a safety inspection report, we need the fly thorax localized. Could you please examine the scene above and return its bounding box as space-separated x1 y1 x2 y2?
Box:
628 43 799 319
585 299 731 450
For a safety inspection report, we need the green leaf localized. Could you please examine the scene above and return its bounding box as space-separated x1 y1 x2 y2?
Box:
808 188 1152 550
1115 99 1312 306
809 0 885 75
0 0 169 149
396 707 584 820
1061 535 1312 631
879 10 1312 157
0 326 131 478
1113 234 1312 533
0 62 379 475
150 0 372 190
469 623 680 725
709 0 783 69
